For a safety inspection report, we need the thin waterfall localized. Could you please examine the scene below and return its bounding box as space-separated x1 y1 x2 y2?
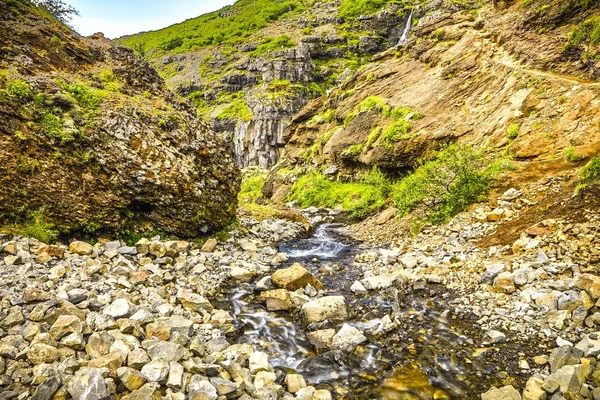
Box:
398 10 413 45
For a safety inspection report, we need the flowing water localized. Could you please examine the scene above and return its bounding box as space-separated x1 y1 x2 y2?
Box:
398 10 413 46
217 221 523 399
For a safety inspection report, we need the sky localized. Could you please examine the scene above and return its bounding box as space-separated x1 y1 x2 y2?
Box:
64 0 233 39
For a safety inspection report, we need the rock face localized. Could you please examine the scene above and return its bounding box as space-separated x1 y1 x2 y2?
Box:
264 0 600 202
0 0 239 237
119 1 413 168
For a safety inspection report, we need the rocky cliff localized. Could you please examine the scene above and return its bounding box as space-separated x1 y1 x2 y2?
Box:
119 0 431 168
264 0 600 202
0 0 240 237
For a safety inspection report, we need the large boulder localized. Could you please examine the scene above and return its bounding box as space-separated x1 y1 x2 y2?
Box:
0 0 239 237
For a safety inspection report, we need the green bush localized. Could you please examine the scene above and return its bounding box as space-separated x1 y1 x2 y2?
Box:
60 82 106 109
507 123 520 140
239 172 267 204
568 16 600 46
581 154 600 183
392 144 513 225
5 79 32 99
287 167 390 218
5 209 57 244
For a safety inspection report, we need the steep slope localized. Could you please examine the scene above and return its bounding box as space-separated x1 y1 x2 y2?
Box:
119 0 483 168
0 0 240 238
264 0 600 207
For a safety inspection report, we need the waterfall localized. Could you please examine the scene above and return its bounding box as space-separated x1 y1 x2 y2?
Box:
398 10 413 45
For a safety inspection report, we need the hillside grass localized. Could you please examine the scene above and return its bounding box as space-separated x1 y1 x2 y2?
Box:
118 0 304 53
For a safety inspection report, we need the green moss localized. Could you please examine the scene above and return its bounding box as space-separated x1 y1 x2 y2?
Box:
238 171 267 204
568 16 600 47
341 143 363 158
581 154 600 183
357 95 390 114
379 120 412 148
338 0 402 19
366 126 382 148
310 109 336 124
58 81 107 110
1 78 32 99
343 111 357 126
2 209 57 243
217 98 253 122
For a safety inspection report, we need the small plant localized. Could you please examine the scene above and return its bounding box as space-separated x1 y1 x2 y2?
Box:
358 95 390 114
507 123 520 140
6 208 57 243
50 35 66 47
253 35 296 55
565 146 585 162
17 157 41 174
238 171 267 204
59 81 106 110
343 111 357 126
310 109 336 124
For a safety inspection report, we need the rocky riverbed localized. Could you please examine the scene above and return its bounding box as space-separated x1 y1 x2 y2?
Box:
1 187 600 399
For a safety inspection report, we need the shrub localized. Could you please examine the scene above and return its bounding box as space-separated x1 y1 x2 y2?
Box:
565 146 585 162
379 120 412 148
581 154 600 183
507 123 520 140
568 16 600 46
287 167 390 218
4 208 57 243
60 82 106 109
239 172 267 204
392 144 513 225
338 0 400 19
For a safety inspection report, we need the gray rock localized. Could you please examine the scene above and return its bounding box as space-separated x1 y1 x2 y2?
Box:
147 341 187 362
481 385 521 400
141 359 169 383
67 368 109 400
301 296 348 325
331 324 367 353
481 264 505 285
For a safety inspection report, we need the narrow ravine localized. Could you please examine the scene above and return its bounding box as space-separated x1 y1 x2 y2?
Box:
216 216 519 399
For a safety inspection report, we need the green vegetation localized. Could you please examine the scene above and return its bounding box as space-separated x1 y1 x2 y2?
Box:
507 123 520 140
366 126 383 148
341 143 363 158
289 144 512 225
41 113 73 143
118 0 304 53
565 146 585 162
379 120 412 148
357 95 390 114
580 154 600 183
59 81 106 109
310 109 336 124
2 208 57 243
253 35 296 55
338 0 402 19
238 171 267 204
568 16 600 46
287 167 390 218
217 99 253 122
392 144 513 225
4 79 32 99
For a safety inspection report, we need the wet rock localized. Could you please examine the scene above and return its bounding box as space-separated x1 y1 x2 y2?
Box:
484 330 506 344
271 263 323 291
307 329 336 350
331 324 367 353
260 289 293 311
481 385 521 400
301 296 348 325
350 281 368 294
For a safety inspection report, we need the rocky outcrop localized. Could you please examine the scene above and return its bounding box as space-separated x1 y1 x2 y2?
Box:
0 0 240 237
264 0 600 200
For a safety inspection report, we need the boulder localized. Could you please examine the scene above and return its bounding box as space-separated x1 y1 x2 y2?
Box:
69 241 94 256
301 296 348 325
260 289 293 311
481 385 521 400
271 263 323 291
67 368 109 400
331 324 367 353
